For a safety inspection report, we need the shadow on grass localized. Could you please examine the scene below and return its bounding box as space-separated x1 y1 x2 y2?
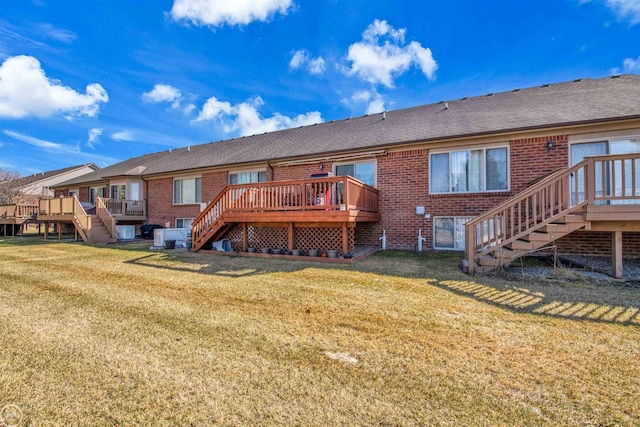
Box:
5 238 639 326
431 277 640 326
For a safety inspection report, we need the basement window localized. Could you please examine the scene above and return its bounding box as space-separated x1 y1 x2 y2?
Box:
433 217 472 250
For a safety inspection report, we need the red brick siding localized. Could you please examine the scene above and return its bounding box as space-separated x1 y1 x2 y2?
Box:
510 135 568 192
147 171 227 226
273 163 328 181
555 232 640 256
78 186 89 203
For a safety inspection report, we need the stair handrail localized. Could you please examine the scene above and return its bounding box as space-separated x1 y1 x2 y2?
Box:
191 185 231 250
96 197 116 239
465 157 592 273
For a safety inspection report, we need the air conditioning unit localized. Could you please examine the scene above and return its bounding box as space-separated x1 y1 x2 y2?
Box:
154 228 189 247
115 225 135 240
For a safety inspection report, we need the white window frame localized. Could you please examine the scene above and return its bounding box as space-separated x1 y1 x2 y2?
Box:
175 218 194 230
433 216 473 251
228 169 267 185
429 145 510 194
333 159 377 188
89 186 106 204
173 176 202 205
68 188 79 198
568 132 640 166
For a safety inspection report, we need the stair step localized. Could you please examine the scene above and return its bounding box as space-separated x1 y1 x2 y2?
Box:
493 248 516 259
528 232 552 242
542 223 569 233
477 255 501 267
507 239 533 250
563 214 586 223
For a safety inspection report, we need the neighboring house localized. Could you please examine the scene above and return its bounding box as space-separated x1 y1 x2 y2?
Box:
48 75 640 276
15 163 100 198
0 163 99 236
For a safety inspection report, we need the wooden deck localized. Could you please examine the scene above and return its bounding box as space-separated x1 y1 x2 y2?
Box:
465 153 640 277
192 176 380 253
38 197 146 243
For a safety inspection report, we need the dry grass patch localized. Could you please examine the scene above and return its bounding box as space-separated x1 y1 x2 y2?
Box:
0 238 639 425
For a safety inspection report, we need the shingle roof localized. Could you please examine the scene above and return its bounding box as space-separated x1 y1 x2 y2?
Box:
15 163 98 188
57 75 640 187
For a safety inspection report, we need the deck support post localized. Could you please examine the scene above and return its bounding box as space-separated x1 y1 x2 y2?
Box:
58 222 62 241
342 222 348 254
242 223 248 252
612 231 623 278
44 222 48 240
288 223 294 251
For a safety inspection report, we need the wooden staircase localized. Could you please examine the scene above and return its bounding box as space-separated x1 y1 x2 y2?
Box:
465 153 640 274
87 215 116 244
474 213 588 273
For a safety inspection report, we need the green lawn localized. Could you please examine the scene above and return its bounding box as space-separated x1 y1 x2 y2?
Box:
0 237 638 426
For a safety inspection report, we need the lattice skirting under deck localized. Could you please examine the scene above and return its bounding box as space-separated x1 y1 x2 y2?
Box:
224 224 355 254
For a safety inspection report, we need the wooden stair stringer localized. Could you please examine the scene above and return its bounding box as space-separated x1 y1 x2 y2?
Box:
192 216 228 252
475 214 589 273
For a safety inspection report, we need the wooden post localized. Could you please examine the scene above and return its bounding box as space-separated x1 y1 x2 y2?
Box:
612 231 623 279
288 222 294 251
242 222 248 252
58 222 62 240
342 222 348 254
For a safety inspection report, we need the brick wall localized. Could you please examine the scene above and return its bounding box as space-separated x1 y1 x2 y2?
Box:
147 171 227 226
555 232 640 256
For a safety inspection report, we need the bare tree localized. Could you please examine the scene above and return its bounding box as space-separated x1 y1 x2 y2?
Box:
0 169 22 205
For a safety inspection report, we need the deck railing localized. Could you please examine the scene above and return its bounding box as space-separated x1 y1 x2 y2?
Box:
192 176 379 250
102 198 146 217
39 196 91 240
0 203 38 219
96 198 116 238
465 152 640 272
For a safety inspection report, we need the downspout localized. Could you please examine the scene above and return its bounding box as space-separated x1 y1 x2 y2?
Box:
267 161 275 181
141 175 149 223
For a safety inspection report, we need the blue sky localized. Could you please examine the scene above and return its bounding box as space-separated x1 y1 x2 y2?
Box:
0 0 639 175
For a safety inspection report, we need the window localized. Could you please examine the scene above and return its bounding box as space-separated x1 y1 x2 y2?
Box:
173 177 202 204
89 186 106 204
68 189 79 198
434 217 472 250
571 138 640 204
430 147 508 193
334 160 376 187
229 171 267 185
110 184 126 200
176 218 194 230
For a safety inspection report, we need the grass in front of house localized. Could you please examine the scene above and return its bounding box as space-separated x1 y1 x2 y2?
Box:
0 238 639 425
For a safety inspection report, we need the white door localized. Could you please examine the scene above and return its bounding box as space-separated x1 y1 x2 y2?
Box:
570 141 607 204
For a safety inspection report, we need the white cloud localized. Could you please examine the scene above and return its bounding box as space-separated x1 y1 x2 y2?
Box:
289 49 326 75
196 95 322 136
0 55 108 119
3 129 118 164
622 56 640 71
343 90 386 115
87 128 103 149
170 0 294 27
111 131 136 142
142 84 195 114
344 19 437 88
611 55 640 74
606 0 640 24
37 23 77 43
143 84 181 104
